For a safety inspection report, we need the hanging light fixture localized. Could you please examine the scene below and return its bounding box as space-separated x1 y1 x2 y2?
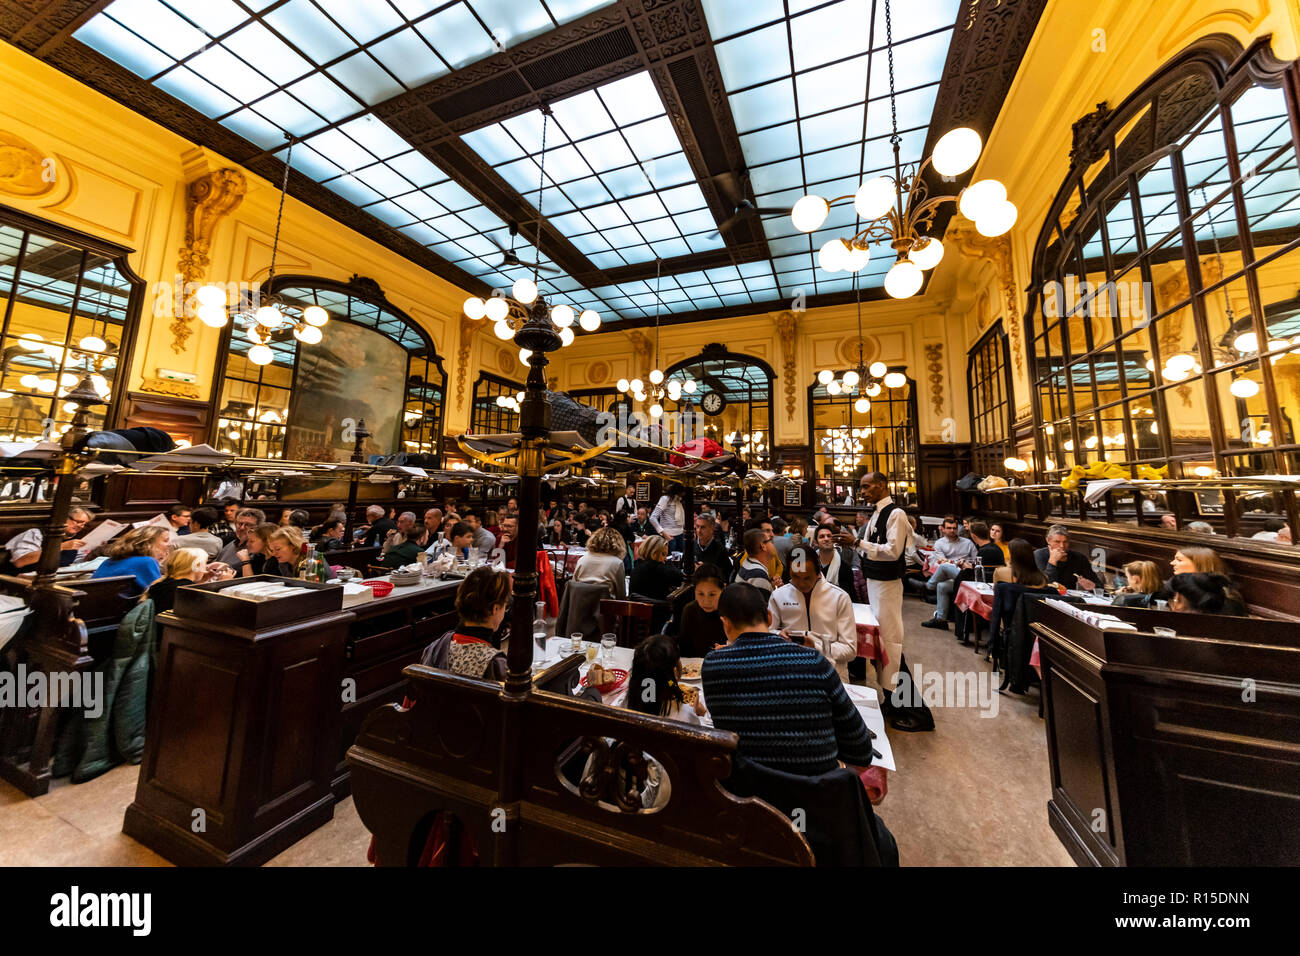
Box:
789 0 1016 297
462 105 600 349
618 258 696 411
816 270 907 413
196 137 331 363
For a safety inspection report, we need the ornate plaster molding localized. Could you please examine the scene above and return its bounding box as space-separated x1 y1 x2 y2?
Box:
773 310 798 421
139 376 200 401
170 168 246 354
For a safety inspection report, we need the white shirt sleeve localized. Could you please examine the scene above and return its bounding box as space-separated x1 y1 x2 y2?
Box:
856 506 909 562
828 589 858 666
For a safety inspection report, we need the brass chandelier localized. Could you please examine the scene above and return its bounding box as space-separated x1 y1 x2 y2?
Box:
789 0 1017 298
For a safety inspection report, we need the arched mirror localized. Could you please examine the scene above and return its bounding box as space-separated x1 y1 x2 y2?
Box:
212 275 446 463
807 369 918 505
663 344 774 466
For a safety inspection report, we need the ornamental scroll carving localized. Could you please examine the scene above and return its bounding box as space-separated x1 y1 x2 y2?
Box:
948 223 1023 378
924 343 945 418
0 130 55 197
628 330 653 373
170 168 246 355
456 316 478 411
773 310 797 421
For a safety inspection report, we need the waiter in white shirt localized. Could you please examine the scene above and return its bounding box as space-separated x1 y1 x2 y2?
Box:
614 484 637 515
838 472 910 710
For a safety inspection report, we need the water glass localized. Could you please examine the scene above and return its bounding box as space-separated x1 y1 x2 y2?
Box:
600 632 617 663
570 632 583 655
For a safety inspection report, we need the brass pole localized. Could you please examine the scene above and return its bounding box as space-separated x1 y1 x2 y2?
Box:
35 375 105 589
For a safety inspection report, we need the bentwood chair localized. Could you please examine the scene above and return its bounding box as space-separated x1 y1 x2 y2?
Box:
599 598 656 649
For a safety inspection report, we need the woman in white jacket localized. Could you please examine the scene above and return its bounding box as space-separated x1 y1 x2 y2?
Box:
649 482 687 551
767 546 861 684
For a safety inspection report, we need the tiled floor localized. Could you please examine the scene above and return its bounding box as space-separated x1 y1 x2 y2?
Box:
0 594 1072 866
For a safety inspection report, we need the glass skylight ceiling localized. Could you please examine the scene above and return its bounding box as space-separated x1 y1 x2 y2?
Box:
75 0 617 141
462 72 722 268
700 0 960 296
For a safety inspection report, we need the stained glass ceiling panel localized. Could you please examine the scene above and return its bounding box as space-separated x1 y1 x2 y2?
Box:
462 72 717 267
703 0 961 295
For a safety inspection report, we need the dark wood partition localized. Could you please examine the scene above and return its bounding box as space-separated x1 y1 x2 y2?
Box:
1033 601 1300 866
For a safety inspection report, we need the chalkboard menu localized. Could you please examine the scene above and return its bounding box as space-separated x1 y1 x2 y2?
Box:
784 484 802 507
636 481 651 502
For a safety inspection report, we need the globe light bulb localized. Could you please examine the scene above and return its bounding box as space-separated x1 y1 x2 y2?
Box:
463 297 486 319
1167 352 1196 372
684 379 697 393
518 348 532 365
855 176 896 221
551 304 575 328
818 369 834 385
496 395 508 407
617 378 630 392
884 259 923 298
842 369 860 387
256 305 284 329
248 344 274 365
667 382 682 400
649 403 663 419
855 397 869 413
559 327 575 347
791 194 829 233
827 380 842 395
294 324 323 345
512 277 538 304
78 335 107 352
818 238 849 272
1229 378 1260 398
649 369 664 385
633 391 647 402
19 374 38 389
303 305 329 327
578 309 601 331
197 305 228 328
976 200 1018 237
884 371 907 389
1192 466 1215 478
866 383 881 397
959 179 1007 221
843 243 871 272
196 284 226 309
908 237 945 270
485 296 510 322
493 319 513 340
931 127 982 176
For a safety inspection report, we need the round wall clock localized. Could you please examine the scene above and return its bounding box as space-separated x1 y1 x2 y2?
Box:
700 390 727 415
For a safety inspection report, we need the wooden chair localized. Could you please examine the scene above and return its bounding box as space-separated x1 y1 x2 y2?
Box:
367 564 390 577
600 598 655 648
547 547 571 588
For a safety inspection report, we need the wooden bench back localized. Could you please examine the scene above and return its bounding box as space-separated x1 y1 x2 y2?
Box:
348 664 814 866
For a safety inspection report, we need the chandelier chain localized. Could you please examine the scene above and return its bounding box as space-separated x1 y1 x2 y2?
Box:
885 0 899 145
534 107 550 284
267 136 293 287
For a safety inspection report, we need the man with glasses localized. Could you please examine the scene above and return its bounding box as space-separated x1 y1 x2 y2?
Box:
5 506 92 570
217 507 266 567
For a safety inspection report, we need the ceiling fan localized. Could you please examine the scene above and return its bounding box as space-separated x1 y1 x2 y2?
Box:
707 171 786 239
488 220 560 274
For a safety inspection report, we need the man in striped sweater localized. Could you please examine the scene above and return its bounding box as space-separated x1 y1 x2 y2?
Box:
702 583 875 776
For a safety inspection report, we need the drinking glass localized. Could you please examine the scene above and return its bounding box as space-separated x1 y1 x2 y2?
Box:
585 644 598 663
600 633 616 664
570 632 583 655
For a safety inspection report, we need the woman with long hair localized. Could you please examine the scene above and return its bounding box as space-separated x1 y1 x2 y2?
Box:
1168 572 1248 616
649 482 687 551
92 526 171 595
1112 560 1163 608
266 526 307 577
630 534 684 602
233 522 277 577
145 547 233 613
990 522 1011 564
418 567 512 681
626 633 706 724
1170 545 1226 576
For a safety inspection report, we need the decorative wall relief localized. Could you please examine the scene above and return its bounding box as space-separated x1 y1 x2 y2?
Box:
628 330 652 373
924 343 945 418
587 361 610 384
456 315 477 411
0 130 55 197
835 334 879 368
947 223 1024 378
170 168 246 354
773 310 798 421
138 376 200 401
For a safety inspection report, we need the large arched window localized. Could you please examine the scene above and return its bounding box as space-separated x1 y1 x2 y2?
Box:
0 206 143 450
1027 36 1300 534
213 275 446 463
663 344 774 464
808 370 918 505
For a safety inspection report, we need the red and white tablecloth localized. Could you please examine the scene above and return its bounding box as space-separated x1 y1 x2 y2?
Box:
955 581 996 620
853 603 886 664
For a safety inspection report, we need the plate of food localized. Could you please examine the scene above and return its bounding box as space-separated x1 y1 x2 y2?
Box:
679 683 700 705
581 664 628 694
679 658 704 680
